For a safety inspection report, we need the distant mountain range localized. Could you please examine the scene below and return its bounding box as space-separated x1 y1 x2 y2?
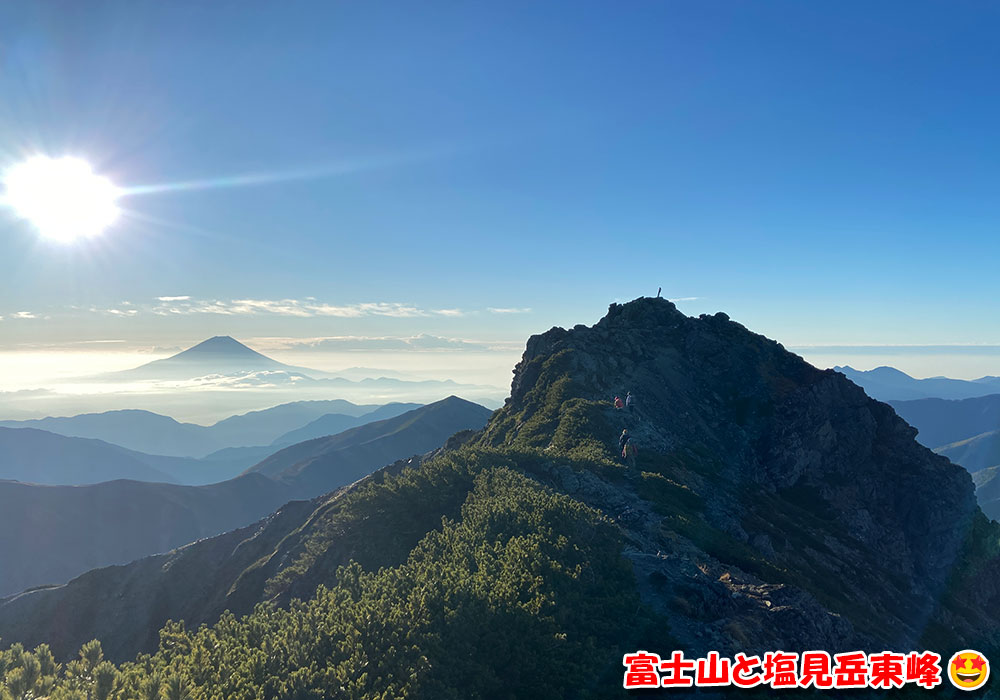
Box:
0 397 492 599
975 466 1000 521
0 401 434 487
889 394 1000 450
937 430 1000 473
0 473 289 599
0 428 176 485
836 365 1000 401
0 400 393 459
271 402 422 446
887 394 1000 520
248 397 494 495
0 427 275 487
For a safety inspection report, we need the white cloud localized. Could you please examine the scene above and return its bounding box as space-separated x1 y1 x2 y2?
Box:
35 297 489 320
319 302 427 318
227 299 313 317
262 334 517 352
146 298 462 319
488 307 532 314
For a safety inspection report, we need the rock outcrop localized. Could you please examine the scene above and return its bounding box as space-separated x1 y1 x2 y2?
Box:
485 297 998 654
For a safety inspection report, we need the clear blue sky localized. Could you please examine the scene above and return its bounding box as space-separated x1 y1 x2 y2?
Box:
2 1 1000 372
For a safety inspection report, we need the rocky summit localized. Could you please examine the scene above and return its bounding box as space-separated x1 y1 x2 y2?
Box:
482 297 998 654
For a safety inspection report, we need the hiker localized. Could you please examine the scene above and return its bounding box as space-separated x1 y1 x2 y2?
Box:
625 391 634 411
623 438 637 468
614 395 624 410
618 429 629 456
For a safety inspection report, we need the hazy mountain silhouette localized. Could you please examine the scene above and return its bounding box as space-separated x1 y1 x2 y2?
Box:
113 336 314 380
0 426 281 487
248 397 493 496
0 410 221 458
0 397 491 601
937 431 1000 473
0 401 381 458
211 399 377 445
975 466 1000 521
0 428 176 485
886 395 1000 518
837 365 1000 401
889 394 1000 449
0 473 292 598
271 402 422 446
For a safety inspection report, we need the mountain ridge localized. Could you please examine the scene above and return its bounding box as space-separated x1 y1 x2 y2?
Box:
0 397 492 601
0 427 177 485
837 365 1000 401
889 394 1000 450
0 400 381 458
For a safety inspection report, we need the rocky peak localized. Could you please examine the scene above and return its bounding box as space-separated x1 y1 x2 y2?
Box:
487 297 988 652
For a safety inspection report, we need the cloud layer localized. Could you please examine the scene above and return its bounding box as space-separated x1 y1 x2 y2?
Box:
5 297 537 322
257 334 522 352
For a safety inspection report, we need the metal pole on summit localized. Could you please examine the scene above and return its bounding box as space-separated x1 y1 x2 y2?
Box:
657 287 662 298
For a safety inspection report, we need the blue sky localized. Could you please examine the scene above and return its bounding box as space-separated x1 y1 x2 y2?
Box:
2 1 1000 377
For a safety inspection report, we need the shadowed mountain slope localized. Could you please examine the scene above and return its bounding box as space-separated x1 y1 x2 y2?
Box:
974 466 1000 522
0 474 293 598
0 427 266 487
937 430 1000 474
0 398 491 602
270 402 422 447
0 428 175 485
0 400 381 458
246 397 493 495
0 410 223 459
889 394 1000 450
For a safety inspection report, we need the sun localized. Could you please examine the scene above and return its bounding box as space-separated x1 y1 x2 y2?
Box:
2 156 121 242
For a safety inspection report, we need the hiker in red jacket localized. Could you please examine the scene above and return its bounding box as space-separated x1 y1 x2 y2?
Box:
614 396 624 410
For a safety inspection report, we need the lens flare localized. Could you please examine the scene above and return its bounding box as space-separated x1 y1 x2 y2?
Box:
2 156 121 242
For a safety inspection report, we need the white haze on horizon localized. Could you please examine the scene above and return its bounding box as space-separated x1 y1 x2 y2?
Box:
0 348 517 424
3 343 999 424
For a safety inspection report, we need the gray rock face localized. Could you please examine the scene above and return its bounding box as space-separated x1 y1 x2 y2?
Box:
489 297 993 653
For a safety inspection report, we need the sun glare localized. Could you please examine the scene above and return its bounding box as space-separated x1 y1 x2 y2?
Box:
2 156 121 242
